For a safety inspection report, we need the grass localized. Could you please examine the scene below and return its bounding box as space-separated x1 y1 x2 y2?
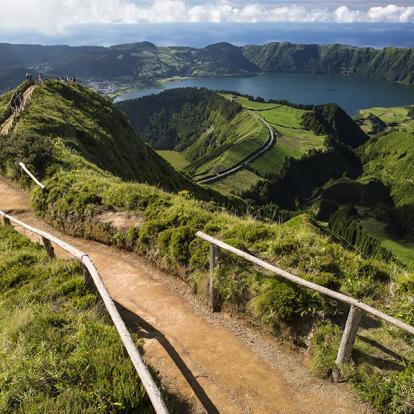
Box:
0 225 161 413
223 94 326 178
361 218 414 271
310 320 414 414
210 169 263 195
2 81 413 413
193 110 268 177
157 150 190 171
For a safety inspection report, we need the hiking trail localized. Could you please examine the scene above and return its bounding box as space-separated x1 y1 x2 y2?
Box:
0 85 36 135
0 179 374 414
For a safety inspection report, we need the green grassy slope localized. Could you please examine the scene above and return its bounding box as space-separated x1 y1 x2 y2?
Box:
116 88 268 189
227 94 326 176
360 106 414 206
0 81 413 412
0 81 236 207
359 105 414 248
0 225 159 413
157 150 190 171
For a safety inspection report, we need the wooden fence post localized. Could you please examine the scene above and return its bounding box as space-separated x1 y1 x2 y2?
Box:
333 305 363 381
82 263 95 291
2 216 11 226
209 244 219 312
41 236 55 259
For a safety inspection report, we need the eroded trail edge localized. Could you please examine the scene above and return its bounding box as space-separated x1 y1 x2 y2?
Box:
0 179 373 414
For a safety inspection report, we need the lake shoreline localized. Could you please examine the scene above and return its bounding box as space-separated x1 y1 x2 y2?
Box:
114 72 414 115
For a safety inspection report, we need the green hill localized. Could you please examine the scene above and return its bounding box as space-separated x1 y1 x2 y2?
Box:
360 105 414 241
1 81 413 413
0 81 235 206
1 41 414 92
242 42 414 85
116 88 269 188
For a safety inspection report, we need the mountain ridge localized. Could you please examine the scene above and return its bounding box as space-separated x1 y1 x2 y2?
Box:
0 41 413 92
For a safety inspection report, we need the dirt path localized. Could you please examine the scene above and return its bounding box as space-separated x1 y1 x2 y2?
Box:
0 179 374 414
0 85 36 135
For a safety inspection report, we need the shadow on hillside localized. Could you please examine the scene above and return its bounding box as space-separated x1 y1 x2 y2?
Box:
355 334 410 372
116 301 220 414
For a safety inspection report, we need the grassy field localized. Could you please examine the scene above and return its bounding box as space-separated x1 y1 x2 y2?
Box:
361 218 414 270
0 225 158 413
221 95 326 179
157 150 190 171
193 110 268 178
210 169 263 195
361 106 414 207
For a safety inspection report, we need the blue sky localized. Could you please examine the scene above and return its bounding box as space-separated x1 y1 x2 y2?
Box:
0 1 413 47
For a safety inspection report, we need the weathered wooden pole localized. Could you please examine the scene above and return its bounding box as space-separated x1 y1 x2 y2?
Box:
41 236 55 259
209 243 219 312
82 263 95 291
333 305 363 381
2 216 11 226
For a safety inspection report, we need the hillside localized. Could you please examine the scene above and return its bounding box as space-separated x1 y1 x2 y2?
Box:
0 81 236 206
242 42 414 85
1 41 414 93
1 81 413 413
117 90 372 197
116 88 269 187
357 105 414 266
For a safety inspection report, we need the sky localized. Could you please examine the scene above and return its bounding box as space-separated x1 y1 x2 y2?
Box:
0 0 413 47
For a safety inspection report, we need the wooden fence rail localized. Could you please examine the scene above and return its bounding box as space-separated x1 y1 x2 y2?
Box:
19 162 45 190
196 231 414 372
0 210 169 414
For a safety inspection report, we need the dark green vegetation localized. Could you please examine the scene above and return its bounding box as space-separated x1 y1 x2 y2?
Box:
117 89 330 195
116 88 269 186
0 225 160 413
0 81 236 208
243 42 414 85
355 105 414 269
1 81 413 413
1 41 414 93
241 96 368 207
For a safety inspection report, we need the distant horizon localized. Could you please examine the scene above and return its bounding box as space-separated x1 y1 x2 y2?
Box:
2 22 414 50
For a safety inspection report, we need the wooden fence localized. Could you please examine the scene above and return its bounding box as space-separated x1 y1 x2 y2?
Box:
196 231 414 375
0 210 169 414
15 162 414 384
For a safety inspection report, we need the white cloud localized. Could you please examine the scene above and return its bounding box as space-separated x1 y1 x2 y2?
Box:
1 1 414 35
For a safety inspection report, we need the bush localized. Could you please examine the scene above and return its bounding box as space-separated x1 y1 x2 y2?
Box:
351 364 414 414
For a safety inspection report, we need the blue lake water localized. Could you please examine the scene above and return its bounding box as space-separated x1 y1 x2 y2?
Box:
115 72 414 116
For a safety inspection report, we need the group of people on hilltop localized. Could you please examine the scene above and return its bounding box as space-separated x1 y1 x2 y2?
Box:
25 72 44 83
57 76 77 83
25 72 78 84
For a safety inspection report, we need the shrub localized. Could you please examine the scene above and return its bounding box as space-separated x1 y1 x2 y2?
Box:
310 322 341 378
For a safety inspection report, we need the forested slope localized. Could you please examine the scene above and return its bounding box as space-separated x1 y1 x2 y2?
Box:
242 42 414 85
